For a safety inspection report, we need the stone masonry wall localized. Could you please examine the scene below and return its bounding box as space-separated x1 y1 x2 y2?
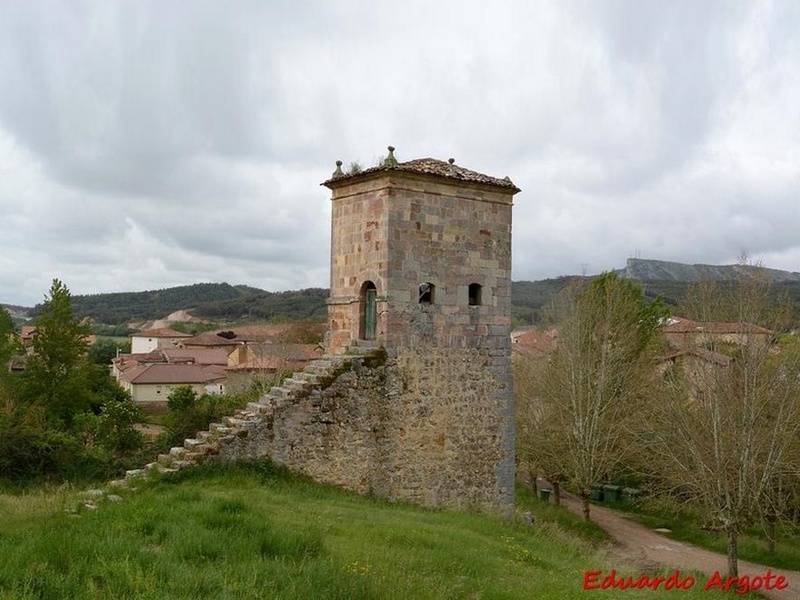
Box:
199 347 512 510
326 182 389 354
133 164 515 512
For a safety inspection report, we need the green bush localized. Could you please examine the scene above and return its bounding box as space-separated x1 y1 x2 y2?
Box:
162 387 248 445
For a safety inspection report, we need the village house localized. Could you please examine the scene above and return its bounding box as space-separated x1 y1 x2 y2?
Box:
510 327 558 360
664 317 773 350
177 324 293 350
512 316 772 406
113 333 321 401
118 362 227 404
225 342 323 393
18 324 97 350
130 327 192 354
659 317 774 404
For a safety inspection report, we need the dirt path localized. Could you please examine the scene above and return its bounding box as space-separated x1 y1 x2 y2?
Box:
551 486 800 599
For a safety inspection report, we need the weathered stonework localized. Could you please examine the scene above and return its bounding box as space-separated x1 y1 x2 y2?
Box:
206 347 511 508
139 152 519 512
321 153 519 509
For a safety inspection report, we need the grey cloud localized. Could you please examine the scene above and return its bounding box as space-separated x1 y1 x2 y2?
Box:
1 0 799 307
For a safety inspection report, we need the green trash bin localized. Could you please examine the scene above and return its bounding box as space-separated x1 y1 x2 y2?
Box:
539 488 552 502
590 485 604 502
622 487 642 503
604 485 622 503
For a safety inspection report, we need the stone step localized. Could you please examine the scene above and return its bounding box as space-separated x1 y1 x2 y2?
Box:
304 360 335 374
246 402 271 415
283 377 313 391
169 447 188 458
148 461 178 474
258 392 279 404
283 378 317 394
223 416 249 428
185 451 208 463
270 386 293 400
293 371 323 384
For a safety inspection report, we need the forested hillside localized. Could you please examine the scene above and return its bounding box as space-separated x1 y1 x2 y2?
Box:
27 283 329 325
18 269 800 327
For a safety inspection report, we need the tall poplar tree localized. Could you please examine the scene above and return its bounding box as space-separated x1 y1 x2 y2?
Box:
20 279 93 428
518 273 667 521
651 264 800 577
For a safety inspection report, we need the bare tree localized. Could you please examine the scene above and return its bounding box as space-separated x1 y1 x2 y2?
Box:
515 355 570 505
651 264 800 577
517 273 666 521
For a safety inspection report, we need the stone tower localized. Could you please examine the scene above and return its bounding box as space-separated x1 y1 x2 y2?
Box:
155 148 520 511
323 147 520 508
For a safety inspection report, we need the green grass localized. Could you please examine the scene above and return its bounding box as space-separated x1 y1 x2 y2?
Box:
611 496 800 572
0 463 759 599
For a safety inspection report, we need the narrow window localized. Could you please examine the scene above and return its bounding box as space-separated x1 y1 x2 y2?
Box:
468 283 482 306
360 281 377 340
418 282 435 304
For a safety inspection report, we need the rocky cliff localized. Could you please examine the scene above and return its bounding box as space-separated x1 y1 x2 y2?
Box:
619 258 800 283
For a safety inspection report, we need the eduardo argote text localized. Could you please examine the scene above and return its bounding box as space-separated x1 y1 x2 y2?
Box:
583 568 788 595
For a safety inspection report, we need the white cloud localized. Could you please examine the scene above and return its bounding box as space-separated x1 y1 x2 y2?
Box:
1 0 799 306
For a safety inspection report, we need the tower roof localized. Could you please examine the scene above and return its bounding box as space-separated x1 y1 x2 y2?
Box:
322 147 520 192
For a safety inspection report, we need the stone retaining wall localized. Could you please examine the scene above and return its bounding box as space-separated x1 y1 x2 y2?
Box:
141 345 512 511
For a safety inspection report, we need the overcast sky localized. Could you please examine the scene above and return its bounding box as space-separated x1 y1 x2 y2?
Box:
1 1 798 307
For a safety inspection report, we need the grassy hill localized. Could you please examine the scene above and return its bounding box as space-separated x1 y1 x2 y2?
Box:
0 462 747 599
14 260 800 328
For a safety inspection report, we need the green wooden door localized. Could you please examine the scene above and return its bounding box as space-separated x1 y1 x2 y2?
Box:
364 288 377 340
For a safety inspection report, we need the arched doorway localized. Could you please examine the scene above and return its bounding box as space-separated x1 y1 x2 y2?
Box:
360 281 377 340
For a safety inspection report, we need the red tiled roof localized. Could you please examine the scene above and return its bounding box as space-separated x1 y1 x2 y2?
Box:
227 324 293 339
511 327 558 358
665 320 772 335
226 344 322 372
130 327 192 339
180 324 294 347
120 363 218 385
202 364 228 381
227 357 292 372
323 154 520 191
162 347 229 365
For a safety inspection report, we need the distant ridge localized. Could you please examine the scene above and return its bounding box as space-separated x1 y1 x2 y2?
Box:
618 258 800 283
6 259 800 328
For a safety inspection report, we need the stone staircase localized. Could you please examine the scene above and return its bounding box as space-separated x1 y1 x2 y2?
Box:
117 349 380 486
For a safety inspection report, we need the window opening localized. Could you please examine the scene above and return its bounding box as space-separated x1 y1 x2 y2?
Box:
360 281 377 340
418 282 435 304
468 283 482 306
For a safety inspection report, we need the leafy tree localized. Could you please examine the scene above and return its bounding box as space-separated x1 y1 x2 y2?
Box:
514 355 570 505
0 308 18 396
276 320 326 344
93 397 144 454
88 337 130 365
19 280 93 428
651 263 800 577
0 307 16 363
517 273 667 521
162 386 246 446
